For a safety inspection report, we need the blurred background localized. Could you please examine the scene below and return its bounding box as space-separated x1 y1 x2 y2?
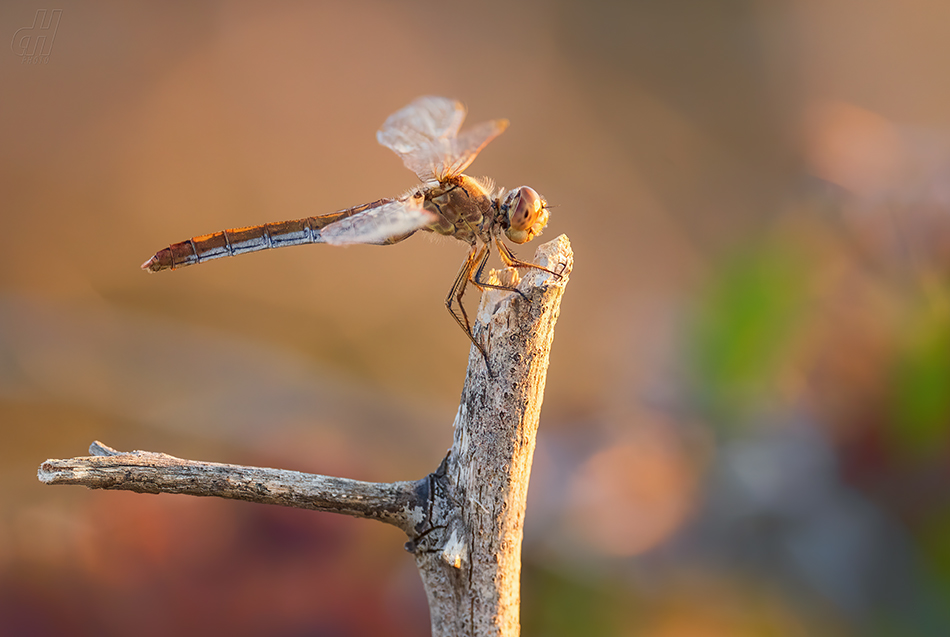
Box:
3 1 950 635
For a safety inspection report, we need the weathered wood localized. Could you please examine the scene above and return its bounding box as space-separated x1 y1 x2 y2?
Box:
413 234 572 637
37 234 573 637
39 442 427 534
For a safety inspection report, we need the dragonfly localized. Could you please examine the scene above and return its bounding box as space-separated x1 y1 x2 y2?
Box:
142 96 556 365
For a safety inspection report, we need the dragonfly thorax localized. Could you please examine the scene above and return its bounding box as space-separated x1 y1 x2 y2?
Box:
423 174 496 243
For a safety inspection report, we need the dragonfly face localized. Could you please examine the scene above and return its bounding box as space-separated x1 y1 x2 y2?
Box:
143 96 558 367
501 186 549 245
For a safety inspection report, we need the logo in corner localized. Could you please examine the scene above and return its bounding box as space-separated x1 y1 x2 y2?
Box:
12 9 62 64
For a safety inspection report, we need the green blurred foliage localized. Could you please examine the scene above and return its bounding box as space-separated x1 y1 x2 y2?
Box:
888 297 950 459
918 510 950 605
521 564 631 637
687 244 808 430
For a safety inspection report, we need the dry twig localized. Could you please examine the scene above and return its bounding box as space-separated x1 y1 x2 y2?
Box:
38 234 573 637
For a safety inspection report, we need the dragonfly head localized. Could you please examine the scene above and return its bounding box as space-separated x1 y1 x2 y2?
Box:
502 186 549 244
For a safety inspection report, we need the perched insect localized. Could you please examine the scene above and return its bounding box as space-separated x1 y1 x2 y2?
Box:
143 96 556 364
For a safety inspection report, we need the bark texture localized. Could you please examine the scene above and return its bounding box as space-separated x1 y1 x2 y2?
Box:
413 234 572 636
39 441 427 534
38 234 573 637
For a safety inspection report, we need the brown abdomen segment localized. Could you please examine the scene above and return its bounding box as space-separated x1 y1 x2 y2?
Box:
142 199 389 272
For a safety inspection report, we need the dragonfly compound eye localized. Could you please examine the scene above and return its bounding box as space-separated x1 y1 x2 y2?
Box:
505 186 549 244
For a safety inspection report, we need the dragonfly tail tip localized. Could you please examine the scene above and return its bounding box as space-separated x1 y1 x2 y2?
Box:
140 256 162 273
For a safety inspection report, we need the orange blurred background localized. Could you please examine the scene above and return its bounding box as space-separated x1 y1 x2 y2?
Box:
3 1 950 635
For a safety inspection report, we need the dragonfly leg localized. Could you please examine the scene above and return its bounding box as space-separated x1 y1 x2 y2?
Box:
446 244 492 368
471 244 529 302
495 237 563 279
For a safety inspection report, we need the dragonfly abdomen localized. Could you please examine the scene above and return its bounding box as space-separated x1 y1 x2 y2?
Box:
142 198 402 272
142 214 350 272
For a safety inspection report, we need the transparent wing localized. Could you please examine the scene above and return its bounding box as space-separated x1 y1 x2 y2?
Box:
320 193 437 245
377 96 466 153
438 118 509 179
377 96 508 182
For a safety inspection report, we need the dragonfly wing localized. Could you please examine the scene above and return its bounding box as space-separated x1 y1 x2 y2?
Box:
320 194 437 246
377 96 465 181
439 118 509 179
377 96 466 150
377 96 508 181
